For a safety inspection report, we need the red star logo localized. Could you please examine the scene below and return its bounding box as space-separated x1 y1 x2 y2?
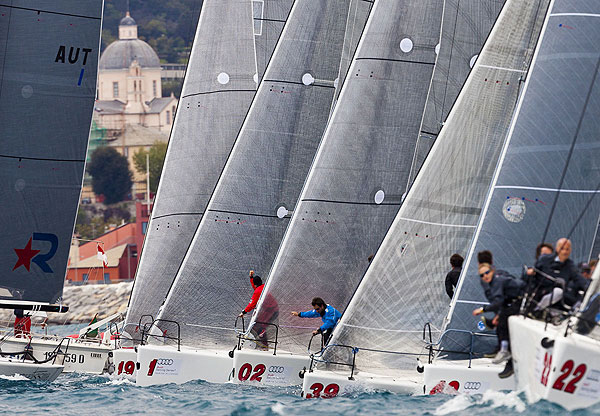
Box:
13 237 40 272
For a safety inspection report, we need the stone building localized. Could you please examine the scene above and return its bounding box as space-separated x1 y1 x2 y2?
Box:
94 12 177 134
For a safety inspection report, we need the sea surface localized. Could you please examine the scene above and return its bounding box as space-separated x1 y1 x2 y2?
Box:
3 324 598 416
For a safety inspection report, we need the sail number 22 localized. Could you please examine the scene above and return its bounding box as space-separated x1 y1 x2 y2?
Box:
542 353 587 394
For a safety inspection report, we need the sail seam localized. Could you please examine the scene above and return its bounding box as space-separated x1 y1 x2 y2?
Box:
182 89 256 99
151 212 204 220
0 154 85 162
495 185 600 193
396 217 477 228
0 4 101 20
341 323 439 333
302 198 401 206
549 13 600 18
263 79 336 89
355 57 434 66
478 64 527 73
253 17 286 23
206 209 287 219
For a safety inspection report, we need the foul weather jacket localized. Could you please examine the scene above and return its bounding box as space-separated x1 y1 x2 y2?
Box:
480 273 525 313
298 304 342 332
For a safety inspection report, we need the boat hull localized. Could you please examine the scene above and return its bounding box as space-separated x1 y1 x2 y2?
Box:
509 315 600 410
424 358 515 394
0 358 63 382
136 344 233 386
1 336 111 374
232 349 310 386
301 369 422 398
112 347 137 379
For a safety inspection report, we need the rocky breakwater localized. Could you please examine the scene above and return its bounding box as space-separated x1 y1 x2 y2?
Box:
0 282 133 325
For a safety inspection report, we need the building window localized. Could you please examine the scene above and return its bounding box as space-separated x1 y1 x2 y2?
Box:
153 80 157 97
142 221 148 235
104 273 110 283
123 147 128 157
82 273 89 283
172 106 176 121
166 111 171 124
113 82 119 98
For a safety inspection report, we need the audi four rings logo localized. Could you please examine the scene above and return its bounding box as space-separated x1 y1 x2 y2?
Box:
268 366 285 373
157 358 174 366
464 382 482 390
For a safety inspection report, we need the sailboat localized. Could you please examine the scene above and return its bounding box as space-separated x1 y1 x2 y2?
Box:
0 1 103 381
133 0 356 387
480 1 600 409
300 0 549 397
237 0 505 389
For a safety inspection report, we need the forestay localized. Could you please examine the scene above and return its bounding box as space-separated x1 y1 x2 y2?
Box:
156 0 353 349
0 1 102 303
124 0 257 337
323 0 549 375
251 0 445 354
408 0 504 186
445 0 600 354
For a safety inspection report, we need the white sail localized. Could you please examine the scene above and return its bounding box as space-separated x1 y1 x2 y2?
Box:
154 0 356 350
0 1 102 304
323 0 549 376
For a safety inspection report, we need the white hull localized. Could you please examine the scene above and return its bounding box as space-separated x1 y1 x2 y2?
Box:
1 335 111 374
0 357 63 382
136 344 233 386
301 368 422 398
424 358 515 394
112 347 137 379
232 349 310 387
509 315 600 410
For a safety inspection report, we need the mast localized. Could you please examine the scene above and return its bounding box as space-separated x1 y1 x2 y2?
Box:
0 2 102 306
444 0 600 354
155 0 356 350
322 0 550 375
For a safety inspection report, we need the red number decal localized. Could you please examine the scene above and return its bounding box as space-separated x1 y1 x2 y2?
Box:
124 361 135 375
310 382 324 398
541 352 552 386
323 383 340 398
148 359 157 377
250 364 266 382
552 360 574 391
238 363 252 381
565 364 587 393
117 361 124 375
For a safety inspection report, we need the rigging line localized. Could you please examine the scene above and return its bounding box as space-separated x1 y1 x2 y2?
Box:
184 323 236 331
0 154 85 162
0 4 101 20
495 185 600 193
182 89 256 99
456 299 490 305
542 56 600 243
301 198 401 206
341 324 433 333
549 13 600 18
567 177 600 240
478 64 527 73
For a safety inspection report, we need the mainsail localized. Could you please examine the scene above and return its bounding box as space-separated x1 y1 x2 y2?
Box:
251 0 446 354
444 0 600 353
408 0 505 186
123 0 258 337
0 2 102 303
155 0 354 349
323 0 549 375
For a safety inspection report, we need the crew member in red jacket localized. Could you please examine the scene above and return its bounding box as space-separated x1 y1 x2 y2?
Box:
239 270 279 349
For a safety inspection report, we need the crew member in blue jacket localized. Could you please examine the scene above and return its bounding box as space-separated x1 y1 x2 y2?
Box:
291 297 342 344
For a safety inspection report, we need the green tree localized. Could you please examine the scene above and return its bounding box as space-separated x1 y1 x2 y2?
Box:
88 147 133 204
133 141 168 193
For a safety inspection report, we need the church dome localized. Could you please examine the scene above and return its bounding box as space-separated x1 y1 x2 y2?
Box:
120 13 136 26
99 39 161 70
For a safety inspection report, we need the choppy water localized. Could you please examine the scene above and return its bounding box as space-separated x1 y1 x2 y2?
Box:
3 324 597 415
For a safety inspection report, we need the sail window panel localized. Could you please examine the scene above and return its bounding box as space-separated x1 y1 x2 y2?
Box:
124 0 259 335
155 0 356 349
551 0 599 15
12 0 103 17
254 0 294 82
252 0 264 35
355 0 440 63
444 0 600 353
323 0 549 374
0 7 100 161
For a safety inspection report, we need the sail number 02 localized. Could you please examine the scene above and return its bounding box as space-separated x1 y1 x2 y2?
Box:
237 363 266 382
541 354 587 394
306 382 340 398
